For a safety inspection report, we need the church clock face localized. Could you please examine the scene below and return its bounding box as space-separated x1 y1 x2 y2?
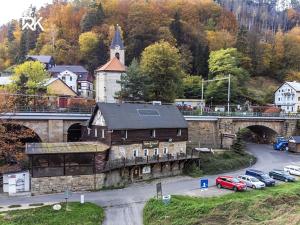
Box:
115 45 120 50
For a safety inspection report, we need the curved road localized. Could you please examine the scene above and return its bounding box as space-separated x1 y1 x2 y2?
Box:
2 143 300 225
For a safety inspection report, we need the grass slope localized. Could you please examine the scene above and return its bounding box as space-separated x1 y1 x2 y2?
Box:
184 151 255 177
0 202 104 225
144 182 300 225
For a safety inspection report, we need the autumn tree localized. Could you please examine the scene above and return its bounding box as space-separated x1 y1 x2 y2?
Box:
9 61 49 95
183 75 203 99
140 41 184 102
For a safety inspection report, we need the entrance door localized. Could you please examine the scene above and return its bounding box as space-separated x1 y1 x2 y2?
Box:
132 167 140 180
58 97 68 108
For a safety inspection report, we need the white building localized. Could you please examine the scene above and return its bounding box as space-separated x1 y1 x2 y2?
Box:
48 65 94 99
274 81 300 113
95 25 126 103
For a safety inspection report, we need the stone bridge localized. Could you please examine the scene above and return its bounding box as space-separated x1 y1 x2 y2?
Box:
186 116 300 148
1 113 299 148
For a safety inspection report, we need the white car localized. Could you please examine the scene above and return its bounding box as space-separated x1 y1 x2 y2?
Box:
284 165 300 176
237 175 266 189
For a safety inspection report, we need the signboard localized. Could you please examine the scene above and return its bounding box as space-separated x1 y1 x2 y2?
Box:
142 166 151 174
156 182 162 199
143 141 159 149
200 178 208 190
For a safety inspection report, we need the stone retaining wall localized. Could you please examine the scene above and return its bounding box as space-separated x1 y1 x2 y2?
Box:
31 161 185 194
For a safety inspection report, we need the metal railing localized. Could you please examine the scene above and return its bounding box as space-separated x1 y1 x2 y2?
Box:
102 153 201 171
181 111 300 118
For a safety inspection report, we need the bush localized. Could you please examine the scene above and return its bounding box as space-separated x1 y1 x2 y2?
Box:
183 160 203 177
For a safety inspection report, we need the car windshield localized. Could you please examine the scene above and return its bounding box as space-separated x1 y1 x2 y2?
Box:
232 178 240 183
261 174 270 179
250 177 259 182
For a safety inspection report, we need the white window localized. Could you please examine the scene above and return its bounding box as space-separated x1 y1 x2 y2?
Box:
163 147 168 154
133 149 138 157
144 149 148 156
95 128 98 137
87 128 91 136
154 148 159 155
151 129 156 138
177 129 182 136
278 98 280 101
101 129 105 138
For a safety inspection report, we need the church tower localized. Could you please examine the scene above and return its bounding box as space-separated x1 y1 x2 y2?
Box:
95 25 126 103
110 24 125 65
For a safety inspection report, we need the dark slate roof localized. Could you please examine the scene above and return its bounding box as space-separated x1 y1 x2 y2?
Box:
110 25 124 50
48 65 88 73
26 55 53 63
89 103 188 130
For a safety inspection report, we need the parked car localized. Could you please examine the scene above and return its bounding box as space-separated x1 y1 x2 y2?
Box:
245 169 276 186
216 176 247 192
237 175 266 189
284 165 300 176
269 169 295 182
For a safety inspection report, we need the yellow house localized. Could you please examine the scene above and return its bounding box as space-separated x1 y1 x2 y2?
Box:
45 78 77 97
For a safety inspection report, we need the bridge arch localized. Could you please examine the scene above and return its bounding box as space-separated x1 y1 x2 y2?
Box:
236 124 278 144
67 123 82 142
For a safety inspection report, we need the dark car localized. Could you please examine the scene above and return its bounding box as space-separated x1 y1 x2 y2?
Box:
269 169 295 182
245 169 276 186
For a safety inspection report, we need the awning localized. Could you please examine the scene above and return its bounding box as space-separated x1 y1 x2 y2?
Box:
26 142 110 154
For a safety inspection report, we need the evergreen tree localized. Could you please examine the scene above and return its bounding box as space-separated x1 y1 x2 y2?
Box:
80 2 105 32
170 11 183 45
117 59 149 101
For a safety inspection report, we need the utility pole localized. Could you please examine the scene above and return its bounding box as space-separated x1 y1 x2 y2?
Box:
227 74 231 114
201 79 204 114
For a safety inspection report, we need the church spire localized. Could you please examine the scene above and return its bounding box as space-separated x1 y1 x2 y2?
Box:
110 24 125 65
110 24 124 50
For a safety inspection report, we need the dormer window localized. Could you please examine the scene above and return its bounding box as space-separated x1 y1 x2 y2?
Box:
151 129 156 138
177 129 182 136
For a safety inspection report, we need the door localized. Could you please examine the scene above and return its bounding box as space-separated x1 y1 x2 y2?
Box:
58 97 68 108
132 167 140 180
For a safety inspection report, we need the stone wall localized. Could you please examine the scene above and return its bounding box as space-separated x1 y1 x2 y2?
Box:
31 174 105 194
31 161 185 194
188 120 219 148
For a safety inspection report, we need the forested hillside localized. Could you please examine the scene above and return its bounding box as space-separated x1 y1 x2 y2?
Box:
0 0 300 105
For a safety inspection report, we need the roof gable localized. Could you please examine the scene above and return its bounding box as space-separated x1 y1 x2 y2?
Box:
89 103 188 130
95 57 126 72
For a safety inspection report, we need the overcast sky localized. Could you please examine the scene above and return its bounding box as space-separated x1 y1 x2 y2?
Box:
0 0 52 26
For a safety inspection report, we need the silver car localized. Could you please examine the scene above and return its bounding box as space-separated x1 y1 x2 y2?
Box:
238 175 266 189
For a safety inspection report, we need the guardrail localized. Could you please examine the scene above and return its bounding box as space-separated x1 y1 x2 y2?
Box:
181 111 300 118
3 106 94 114
102 153 201 171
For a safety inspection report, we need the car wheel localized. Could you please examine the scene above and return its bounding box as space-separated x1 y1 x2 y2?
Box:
233 186 238 192
252 185 256 189
217 183 222 189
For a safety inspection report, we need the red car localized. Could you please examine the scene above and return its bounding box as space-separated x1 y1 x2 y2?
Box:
216 176 247 191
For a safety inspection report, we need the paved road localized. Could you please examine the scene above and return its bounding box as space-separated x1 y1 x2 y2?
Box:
1 143 300 225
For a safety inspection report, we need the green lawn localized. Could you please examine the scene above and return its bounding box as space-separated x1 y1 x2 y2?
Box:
0 202 105 225
144 181 300 225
